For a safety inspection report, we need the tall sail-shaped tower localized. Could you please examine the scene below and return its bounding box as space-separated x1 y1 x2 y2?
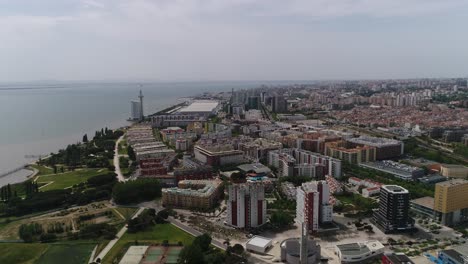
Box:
138 89 144 121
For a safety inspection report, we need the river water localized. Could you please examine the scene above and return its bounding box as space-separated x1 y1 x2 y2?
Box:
0 80 281 187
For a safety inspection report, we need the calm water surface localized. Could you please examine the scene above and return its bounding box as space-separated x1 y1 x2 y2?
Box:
0 81 280 186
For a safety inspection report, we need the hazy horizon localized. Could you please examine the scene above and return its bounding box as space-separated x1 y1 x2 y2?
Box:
1 0 468 82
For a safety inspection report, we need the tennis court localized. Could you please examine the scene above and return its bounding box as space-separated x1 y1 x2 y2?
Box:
165 247 182 264
140 246 163 264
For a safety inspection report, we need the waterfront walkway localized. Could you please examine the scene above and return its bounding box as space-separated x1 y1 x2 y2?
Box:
114 135 126 182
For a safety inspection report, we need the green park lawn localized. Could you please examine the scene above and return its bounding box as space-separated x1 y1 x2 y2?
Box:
0 243 49 264
118 139 128 155
36 168 109 191
35 243 96 264
29 164 54 175
103 223 194 264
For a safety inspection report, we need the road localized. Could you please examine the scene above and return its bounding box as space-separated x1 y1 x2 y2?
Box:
168 217 227 250
93 207 145 262
113 135 126 182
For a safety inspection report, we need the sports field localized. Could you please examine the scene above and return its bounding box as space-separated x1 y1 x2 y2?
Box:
0 243 48 264
103 223 193 264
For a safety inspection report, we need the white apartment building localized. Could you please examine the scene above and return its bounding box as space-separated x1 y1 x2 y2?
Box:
226 183 267 228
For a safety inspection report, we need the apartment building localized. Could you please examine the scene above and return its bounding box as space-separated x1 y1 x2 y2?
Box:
226 182 267 228
162 179 222 210
268 148 342 179
346 136 403 160
296 181 333 232
373 185 414 233
324 140 376 164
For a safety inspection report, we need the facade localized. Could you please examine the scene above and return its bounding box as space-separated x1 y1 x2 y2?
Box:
373 185 414 233
162 179 222 210
194 144 244 166
335 241 385 263
410 196 437 219
434 179 468 225
238 138 282 162
160 127 196 146
151 114 205 128
130 100 142 120
226 182 267 228
245 236 272 254
268 148 342 179
178 100 220 117
362 187 380 198
438 246 468 264
296 181 333 232
324 140 376 164
346 136 403 160
440 164 468 178
297 132 341 154
139 155 176 177
136 149 175 161
382 253 415 264
359 160 425 181
280 238 321 264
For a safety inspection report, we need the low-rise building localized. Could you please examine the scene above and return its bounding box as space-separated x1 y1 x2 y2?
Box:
382 253 415 264
440 164 468 178
245 236 272 254
417 174 448 185
335 241 385 263
136 149 175 161
194 144 244 166
410 196 436 219
438 246 468 264
359 160 425 181
362 187 380 198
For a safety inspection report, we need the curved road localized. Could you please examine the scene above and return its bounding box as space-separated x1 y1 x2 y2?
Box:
114 135 126 182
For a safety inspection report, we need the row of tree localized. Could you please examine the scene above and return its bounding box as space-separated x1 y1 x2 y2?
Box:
112 178 162 204
2 172 117 216
127 208 170 233
178 233 246 264
41 128 123 168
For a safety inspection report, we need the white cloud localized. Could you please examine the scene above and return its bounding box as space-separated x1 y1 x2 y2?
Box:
0 0 467 81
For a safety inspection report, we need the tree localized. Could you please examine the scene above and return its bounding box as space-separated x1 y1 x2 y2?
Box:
193 233 212 252
269 211 294 229
178 244 204 264
7 184 11 200
231 244 244 255
112 179 162 204
127 146 136 161
83 134 88 143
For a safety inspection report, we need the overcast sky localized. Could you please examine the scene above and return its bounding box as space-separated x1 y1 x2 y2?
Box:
1 0 467 82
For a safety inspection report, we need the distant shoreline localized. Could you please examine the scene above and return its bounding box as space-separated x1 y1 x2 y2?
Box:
0 86 66 91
